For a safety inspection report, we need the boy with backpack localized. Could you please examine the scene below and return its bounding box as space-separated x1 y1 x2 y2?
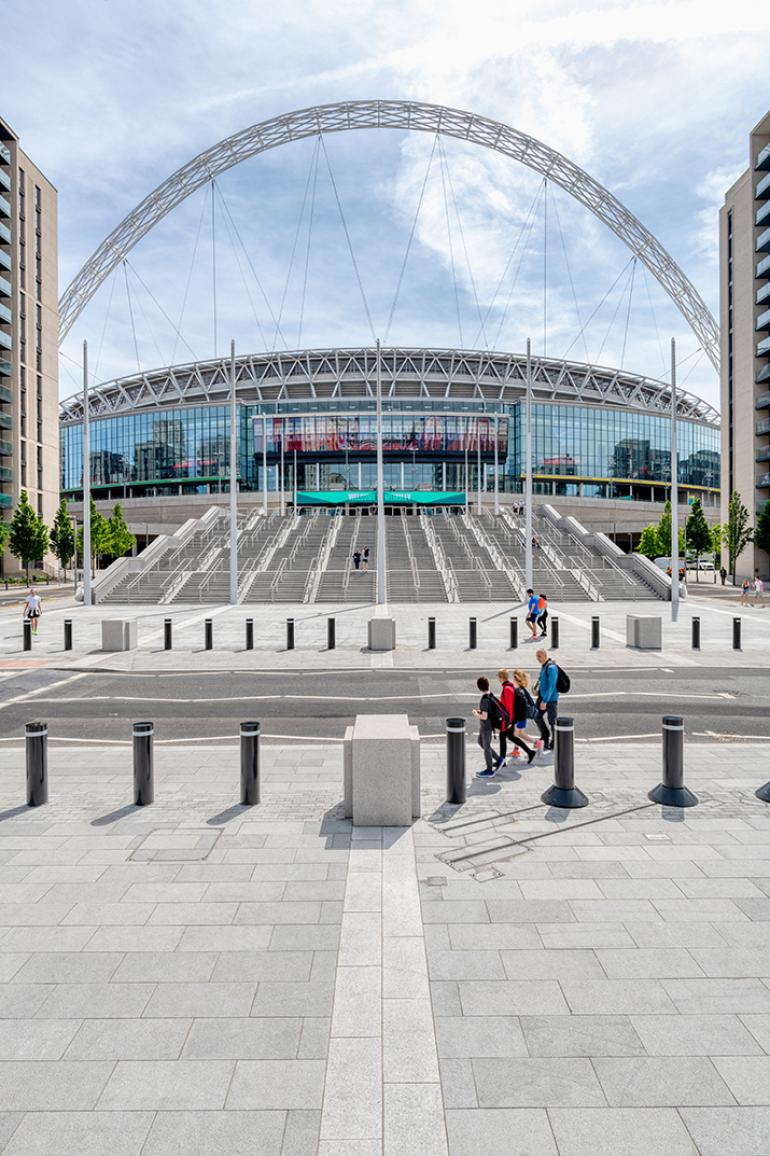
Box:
534 647 570 751
473 676 509 778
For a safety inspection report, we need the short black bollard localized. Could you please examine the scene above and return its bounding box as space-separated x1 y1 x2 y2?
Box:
551 616 560 650
204 618 213 651
541 717 588 809
240 720 260 805
691 616 700 651
23 620 32 651
756 778 770 804
648 715 698 808
590 616 600 650
327 617 336 650
509 617 518 649
469 617 477 650
446 717 466 805
25 721 48 807
245 618 254 650
286 618 295 650
132 721 154 806
733 617 742 651
164 618 172 651
63 619 73 651
428 617 436 650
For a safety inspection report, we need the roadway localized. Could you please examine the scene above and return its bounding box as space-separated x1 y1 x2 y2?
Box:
0 665 767 746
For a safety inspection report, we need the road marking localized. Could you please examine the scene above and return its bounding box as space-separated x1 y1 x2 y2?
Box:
695 730 770 741
16 691 480 706
576 733 660 743
0 672 89 713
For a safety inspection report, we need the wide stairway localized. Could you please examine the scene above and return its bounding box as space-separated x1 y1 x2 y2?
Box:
438 512 520 600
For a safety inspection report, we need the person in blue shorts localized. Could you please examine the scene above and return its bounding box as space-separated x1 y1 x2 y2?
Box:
525 588 539 641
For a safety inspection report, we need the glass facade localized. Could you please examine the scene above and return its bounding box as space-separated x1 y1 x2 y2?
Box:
61 398 720 506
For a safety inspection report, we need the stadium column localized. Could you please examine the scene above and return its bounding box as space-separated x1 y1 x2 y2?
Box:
262 415 268 515
229 339 238 606
494 415 500 516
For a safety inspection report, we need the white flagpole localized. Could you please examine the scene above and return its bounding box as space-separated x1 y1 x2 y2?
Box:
375 339 387 604
82 340 92 607
525 338 533 590
671 337 679 623
228 339 238 606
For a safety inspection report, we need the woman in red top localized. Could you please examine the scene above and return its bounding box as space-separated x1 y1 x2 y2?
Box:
496 668 536 769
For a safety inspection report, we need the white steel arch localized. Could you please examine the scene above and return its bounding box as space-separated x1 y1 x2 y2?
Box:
58 99 719 371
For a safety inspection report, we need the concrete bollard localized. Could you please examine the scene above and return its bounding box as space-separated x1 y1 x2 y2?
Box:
551 616 560 650
446 717 466 805
204 618 213 651
240 721 260 805
133 721 154 806
164 618 172 651
286 618 295 650
25 721 48 807
63 619 73 651
590 616 600 650
648 715 698 808
691 616 700 650
469 617 477 650
541 717 588 809
428 617 436 650
327 617 336 650
733 617 742 651
245 618 254 650
23 620 32 651
509 616 518 649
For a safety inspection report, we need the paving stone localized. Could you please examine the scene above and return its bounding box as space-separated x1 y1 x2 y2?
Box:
520 1015 646 1058
427 949 505 981
252 980 335 1018
2 1111 154 1156
35 982 156 1019
593 1056 736 1106
383 1083 448 1156
473 1057 605 1107
321 1037 381 1141
500 948 605 980
445 1108 558 1156
282 1109 322 1155
595 948 705 978
435 1015 528 1059
679 1107 770 1156
142 981 257 1018
226 1059 325 1109
140 1109 287 1156
548 1107 699 1156
712 1056 770 1104
0 1060 113 1110
447 924 542 950
0 1018 81 1060
84 926 183 952
630 1013 763 1056
560 978 677 1015
64 1018 192 1060
98 1059 234 1109
662 978 770 1014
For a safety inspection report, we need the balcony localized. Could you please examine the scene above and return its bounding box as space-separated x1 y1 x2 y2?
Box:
0 141 10 165
0 220 9 245
758 308 770 333
757 253 770 279
759 202 770 228
0 301 10 324
758 336 770 358
0 274 10 297
0 169 9 195
758 366 770 386
0 383 11 403
757 141 770 171
757 417 770 435
0 493 11 509
759 473 770 489
0 194 9 219
0 465 11 483
0 412 11 431
0 359 12 378
758 282 770 307
0 330 11 352
757 226 770 253
0 438 12 457
758 171 770 200
757 447 770 462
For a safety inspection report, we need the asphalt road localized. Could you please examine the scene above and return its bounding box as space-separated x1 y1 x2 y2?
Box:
0 665 767 745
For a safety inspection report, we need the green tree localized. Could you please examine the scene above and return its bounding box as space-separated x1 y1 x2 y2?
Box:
107 503 135 560
8 491 49 582
49 498 75 574
711 523 722 564
656 500 685 559
77 497 111 570
685 498 713 583
754 501 770 578
0 519 8 554
637 525 660 559
722 490 754 584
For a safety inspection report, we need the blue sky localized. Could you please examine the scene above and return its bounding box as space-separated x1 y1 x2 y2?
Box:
4 0 770 409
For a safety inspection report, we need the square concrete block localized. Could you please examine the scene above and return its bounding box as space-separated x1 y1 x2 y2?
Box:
368 616 396 651
101 620 137 652
343 726 354 820
351 714 415 828
626 615 661 650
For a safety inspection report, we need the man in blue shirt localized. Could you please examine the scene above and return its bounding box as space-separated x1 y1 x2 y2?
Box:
525 588 539 641
535 647 559 751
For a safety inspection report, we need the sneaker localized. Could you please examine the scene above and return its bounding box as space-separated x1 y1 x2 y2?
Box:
510 748 521 759
526 749 537 765
494 755 506 771
534 740 544 750
476 769 496 778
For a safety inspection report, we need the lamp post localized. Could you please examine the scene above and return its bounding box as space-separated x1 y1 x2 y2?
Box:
671 338 679 623
375 339 387 604
525 337 533 589
82 340 92 607
228 339 238 606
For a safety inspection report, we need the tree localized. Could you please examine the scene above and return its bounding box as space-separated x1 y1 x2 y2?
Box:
107 503 135 560
8 491 49 582
77 497 111 570
637 525 660 559
656 500 685 559
0 519 8 554
722 490 754 584
49 498 75 574
711 523 722 564
685 498 713 583
754 501 770 578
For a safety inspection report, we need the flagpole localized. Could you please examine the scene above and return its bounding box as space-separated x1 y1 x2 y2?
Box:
671 337 679 623
375 339 387 604
228 339 238 606
82 340 92 607
525 338 533 590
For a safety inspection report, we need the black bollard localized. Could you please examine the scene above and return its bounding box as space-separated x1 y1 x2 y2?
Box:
541 717 588 809
551 616 560 650
733 617 741 651
469 617 477 650
245 618 254 650
204 618 213 651
286 618 295 650
691 616 700 651
164 618 172 651
23 620 32 651
428 617 436 650
590 616 600 650
240 720 260 805
25 721 48 807
756 778 770 804
446 717 466 805
327 617 336 650
648 715 698 808
133 721 154 806
63 619 73 651
509 617 518 649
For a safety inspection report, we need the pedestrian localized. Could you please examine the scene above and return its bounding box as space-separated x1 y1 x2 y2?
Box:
754 575 765 607
537 593 549 638
532 533 539 549
352 549 361 572
525 588 539 640
362 547 370 573
496 668 536 768
473 676 508 778
23 587 43 636
740 578 750 606
534 647 563 751
720 566 727 586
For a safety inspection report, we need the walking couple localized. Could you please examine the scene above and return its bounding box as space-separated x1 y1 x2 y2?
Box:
473 648 562 779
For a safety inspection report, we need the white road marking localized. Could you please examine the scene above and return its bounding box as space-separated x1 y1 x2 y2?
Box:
16 691 480 706
0 672 89 713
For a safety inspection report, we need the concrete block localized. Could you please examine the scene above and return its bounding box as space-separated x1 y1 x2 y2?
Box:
368 617 396 651
350 714 417 828
626 615 661 650
343 726 354 819
101 620 137 652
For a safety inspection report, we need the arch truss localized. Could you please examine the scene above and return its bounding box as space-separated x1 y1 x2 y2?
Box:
58 100 719 372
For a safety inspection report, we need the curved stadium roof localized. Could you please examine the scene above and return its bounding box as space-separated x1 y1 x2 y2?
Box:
59 347 720 427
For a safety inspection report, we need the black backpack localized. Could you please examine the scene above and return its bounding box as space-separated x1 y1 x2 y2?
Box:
486 692 511 732
552 662 571 694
